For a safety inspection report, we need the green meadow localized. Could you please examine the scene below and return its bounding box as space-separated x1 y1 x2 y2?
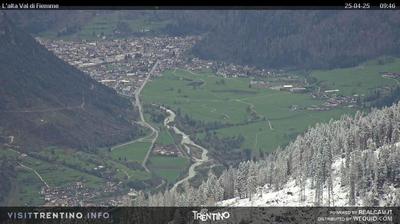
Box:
0 148 104 205
311 57 400 96
0 146 151 206
148 155 189 183
111 141 151 163
142 69 355 152
156 127 175 145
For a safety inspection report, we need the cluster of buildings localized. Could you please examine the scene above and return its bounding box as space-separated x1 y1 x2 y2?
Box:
182 57 214 71
182 57 282 79
381 71 400 79
214 62 275 78
322 95 357 108
38 36 199 97
40 181 134 206
37 35 288 99
250 80 308 94
305 94 357 111
152 144 182 157
41 181 116 206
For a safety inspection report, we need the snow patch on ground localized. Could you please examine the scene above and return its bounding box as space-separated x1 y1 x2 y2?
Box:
219 143 399 207
219 157 351 206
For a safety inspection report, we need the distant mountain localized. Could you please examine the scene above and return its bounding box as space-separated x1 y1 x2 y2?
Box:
0 12 142 151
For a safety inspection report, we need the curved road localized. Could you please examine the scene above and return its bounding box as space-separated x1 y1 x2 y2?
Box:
110 135 151 152
18 162 49 188
134 61 160 173
8 148 49 188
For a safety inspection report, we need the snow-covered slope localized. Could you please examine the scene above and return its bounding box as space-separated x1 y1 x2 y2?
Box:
219 143 400 207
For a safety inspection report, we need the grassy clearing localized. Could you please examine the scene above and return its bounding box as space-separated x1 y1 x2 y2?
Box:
21 156 105 188
156 127 175 145
208 107 353 152
111 141 150 163
0 148 19 158
148 155 189 183
0 149 44 206
311 58 400 96
38 147 98 169
36 147 150 181
8 168 45 206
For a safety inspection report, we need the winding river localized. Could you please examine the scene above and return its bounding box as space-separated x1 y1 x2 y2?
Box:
159 106 209 191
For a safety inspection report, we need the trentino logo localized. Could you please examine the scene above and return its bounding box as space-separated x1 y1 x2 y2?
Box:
192 209 231 222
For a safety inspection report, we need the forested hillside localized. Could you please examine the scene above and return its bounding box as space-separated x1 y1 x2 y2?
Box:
141 102 400 206
0 13 143 151
0 159 15 203
190 11 400 70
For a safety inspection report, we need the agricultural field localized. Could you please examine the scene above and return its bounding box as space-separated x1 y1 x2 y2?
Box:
0 146 151 206
20 154 105 188
1 150 104 188
209 107 352 152
9 168 45 206
111 141 151 163
142 110 188 182
311 57 400 96
35 147 150 181
142 69 356 152
0 149 44 206
148 155 189 183
0 148 104 205
156 127 176 145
